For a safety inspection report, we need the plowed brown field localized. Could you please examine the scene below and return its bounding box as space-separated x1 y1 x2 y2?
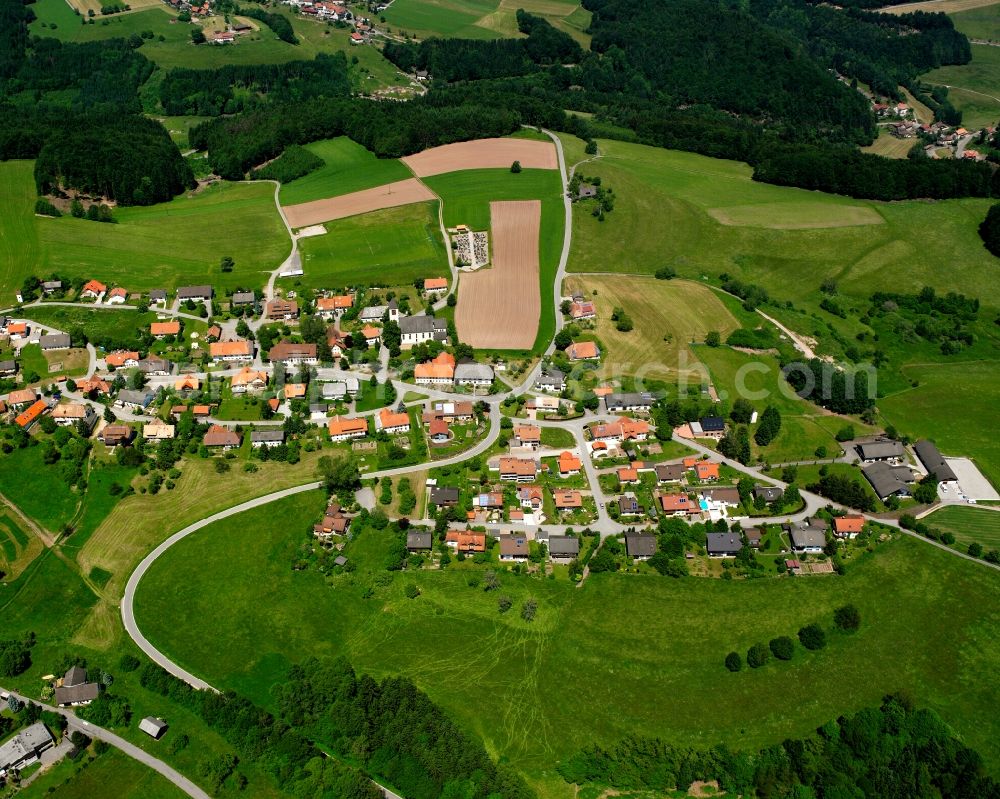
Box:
282 179 435 228
455 200 540 350
401 138 557 177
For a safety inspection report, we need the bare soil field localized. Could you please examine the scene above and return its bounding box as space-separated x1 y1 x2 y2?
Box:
402 138 558 177
455 200 540 349
282 178 435 228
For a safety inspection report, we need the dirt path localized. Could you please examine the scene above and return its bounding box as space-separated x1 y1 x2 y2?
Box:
755 309 819 360
0 491 56 547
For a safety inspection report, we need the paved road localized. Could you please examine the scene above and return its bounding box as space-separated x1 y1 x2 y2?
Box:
0 686 211 799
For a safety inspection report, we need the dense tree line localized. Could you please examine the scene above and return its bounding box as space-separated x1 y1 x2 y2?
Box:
783 359 875 414
250 144 324 182
559 694 1000 797
383 11 581 81
753 144 1000 200
159 54 350 116
137 661 381 798
274 657 536 799
237 5 297 44
35 114 193 205
190 97 521 178
868 286 979 353
808 472 877 511
980 204 1000 258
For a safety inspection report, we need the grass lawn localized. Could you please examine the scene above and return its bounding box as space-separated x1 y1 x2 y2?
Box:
950 3 1000 40
424 168 564 354
860 129 919 159
923 505 1000 549
383 0 590 44
922 45 1000 130
279 137 411 206
20 747 187 799
18 342 90 383
0 161 42 307
293 202 447 291
563 276 739 381
879 360 1000 490
0 445 81 534
133 492 1000 794
30 181 289 296
26 306 154 346
539 427 575 448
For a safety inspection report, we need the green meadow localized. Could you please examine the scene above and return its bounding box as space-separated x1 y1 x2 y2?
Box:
20 748 187 799
424 167 564 352
132 492 1000 795
950 3 1000 40
383 0 590 44
293 201 448 290
924 505 1000 550
279 137 412 206
922 44 1000 130
0 164 290 301
0 446 82 534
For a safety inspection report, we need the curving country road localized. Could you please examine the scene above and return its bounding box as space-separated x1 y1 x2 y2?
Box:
0 686 211 799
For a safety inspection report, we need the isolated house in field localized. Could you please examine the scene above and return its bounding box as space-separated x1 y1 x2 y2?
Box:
569 300 596 320
39 333 70 351
399 315 448 346
139 718 169 740
0 722 54 777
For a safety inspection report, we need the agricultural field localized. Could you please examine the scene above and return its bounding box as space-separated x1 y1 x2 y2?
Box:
561 135 997 317
132 493 1000 794
278 137 412 206
382 0 590 44
293 201 447 290
20 747 187 799
950 3 1000 40
424 168 564 352
562 275 740 381
861 129 918 159
283 178 435 228
0 161 41 307
33 181 289 297
456 200 541 350
401 137 558 177
924 505 1000 549
922 45 1000 130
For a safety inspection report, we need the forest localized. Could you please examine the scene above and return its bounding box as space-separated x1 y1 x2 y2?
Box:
560 694 1000 798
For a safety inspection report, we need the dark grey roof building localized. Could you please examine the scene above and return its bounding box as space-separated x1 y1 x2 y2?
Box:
429 486 460 506
231 291 256 306
547 536 580 559
862 461 913 500
700 416 726 433
406 532 433 551
625 533 657 559
39 333 71 350
706 532 742 557
914 440 958 483
753 485 783 503
250 430 285 446
177 285 213 300
139 717 169 739
857 440 905 461
605 392 654 412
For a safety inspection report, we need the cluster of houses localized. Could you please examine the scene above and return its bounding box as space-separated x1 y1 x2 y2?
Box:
404 527 582 562
856 437 956 501
413 351 494 389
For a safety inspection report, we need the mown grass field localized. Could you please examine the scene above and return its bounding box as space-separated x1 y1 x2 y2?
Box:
279 137 412 206
924 505 1000 549
0 445 82 534
294 201 447 290
133 492 1000 794
860 130 919 159
950 3 1000 39
424 168 564 353
34 181 289 295
922 44 1000 129
562 136 996 310
27 306 154 342
20 748 187 799
879 360 1000 489
562 275 739 380
0 510 42 580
